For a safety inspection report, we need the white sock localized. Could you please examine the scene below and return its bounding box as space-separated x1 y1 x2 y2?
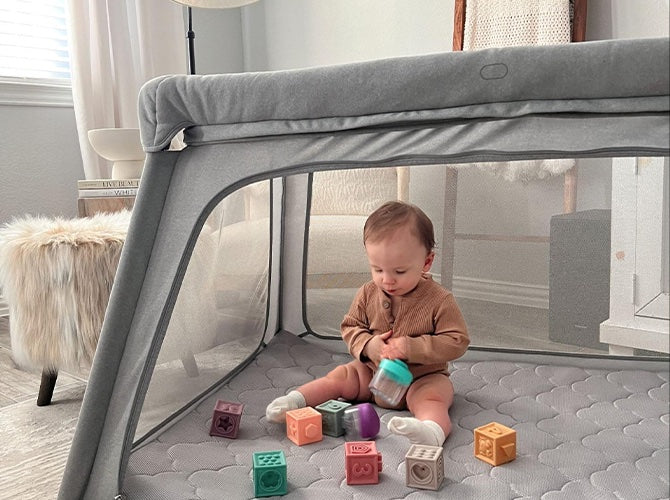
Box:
387 417 446 446
265 390 306 423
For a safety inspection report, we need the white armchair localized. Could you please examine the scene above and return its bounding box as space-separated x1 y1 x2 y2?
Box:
212 167 410 289
307 167 409 288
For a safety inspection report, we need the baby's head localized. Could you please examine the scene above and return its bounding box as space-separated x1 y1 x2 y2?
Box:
364 201 435 253
363 201 435 297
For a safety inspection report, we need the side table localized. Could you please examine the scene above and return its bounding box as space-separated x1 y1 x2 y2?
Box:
78 195 135 217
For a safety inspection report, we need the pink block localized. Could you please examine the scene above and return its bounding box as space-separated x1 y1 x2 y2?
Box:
209 400 244 438
345 441 382 485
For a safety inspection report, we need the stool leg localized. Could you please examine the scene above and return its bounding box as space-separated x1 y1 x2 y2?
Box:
180 351 199 378
37 368 58 406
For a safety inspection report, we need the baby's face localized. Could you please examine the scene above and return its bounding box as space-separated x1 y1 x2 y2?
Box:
365 226 434 297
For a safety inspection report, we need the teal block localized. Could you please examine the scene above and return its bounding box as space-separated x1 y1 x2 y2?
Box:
316 399 351 437
252 450 287 497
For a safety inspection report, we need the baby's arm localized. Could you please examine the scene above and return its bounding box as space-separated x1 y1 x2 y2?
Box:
341 285 373 359
402 293 469 364
342 313 392 364
341 286 392 364
380 335 408 360
363 330 393 364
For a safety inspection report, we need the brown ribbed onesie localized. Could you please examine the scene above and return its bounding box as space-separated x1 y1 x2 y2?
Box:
341 274 469 379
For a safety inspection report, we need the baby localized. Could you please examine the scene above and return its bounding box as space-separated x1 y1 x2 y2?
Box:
266 200 469 446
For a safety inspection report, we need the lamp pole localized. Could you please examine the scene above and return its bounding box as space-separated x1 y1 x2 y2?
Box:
174 0 259 75
187 7 196 75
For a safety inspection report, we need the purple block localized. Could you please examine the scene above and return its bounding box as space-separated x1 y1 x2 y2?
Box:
343 402 380 440
209 400 244 438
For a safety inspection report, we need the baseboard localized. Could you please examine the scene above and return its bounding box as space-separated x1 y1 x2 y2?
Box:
0 279 549 317
449 276 549 309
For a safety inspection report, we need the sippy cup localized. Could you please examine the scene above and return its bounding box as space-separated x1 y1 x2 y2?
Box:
343 402 380 440
368 358 413 407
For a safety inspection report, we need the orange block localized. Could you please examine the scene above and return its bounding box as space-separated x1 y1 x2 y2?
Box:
286 407 323 445
474 422 516 466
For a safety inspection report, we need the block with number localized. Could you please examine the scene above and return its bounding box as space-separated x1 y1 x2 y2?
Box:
345 441 383 485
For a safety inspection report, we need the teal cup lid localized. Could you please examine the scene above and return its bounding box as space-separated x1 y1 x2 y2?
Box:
378 359 413 385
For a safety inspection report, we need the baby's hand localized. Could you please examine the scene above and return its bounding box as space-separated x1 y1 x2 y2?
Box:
364 330 393 364
381 336 408 361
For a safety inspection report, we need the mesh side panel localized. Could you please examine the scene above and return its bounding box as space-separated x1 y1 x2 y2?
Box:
134 181 271 440
305 159 669 358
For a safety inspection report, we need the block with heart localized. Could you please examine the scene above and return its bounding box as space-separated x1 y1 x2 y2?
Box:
405 444 444 490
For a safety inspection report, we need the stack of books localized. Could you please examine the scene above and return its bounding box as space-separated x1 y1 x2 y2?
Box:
78 178 140 198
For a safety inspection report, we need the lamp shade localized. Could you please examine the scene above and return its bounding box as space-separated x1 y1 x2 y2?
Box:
172 0 258 7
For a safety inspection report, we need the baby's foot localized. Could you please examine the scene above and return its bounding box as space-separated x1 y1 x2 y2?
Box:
387 417 446 446
265 390 306 423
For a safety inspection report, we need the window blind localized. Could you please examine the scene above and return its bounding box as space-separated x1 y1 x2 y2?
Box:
0 0 70 80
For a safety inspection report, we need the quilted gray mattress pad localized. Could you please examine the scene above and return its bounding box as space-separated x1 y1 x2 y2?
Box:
124 331 669 499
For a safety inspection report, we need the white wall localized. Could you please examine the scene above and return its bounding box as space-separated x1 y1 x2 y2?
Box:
243 0 453 71
0 104 83 224
586 0 670 40
190 7 246 75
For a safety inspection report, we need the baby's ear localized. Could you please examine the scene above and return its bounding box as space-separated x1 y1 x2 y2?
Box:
423 251 435 271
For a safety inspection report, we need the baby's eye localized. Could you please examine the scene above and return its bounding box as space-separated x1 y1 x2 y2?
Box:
396 270 406 275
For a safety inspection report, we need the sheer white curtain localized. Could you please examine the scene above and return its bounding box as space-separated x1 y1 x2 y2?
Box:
67 0 187 179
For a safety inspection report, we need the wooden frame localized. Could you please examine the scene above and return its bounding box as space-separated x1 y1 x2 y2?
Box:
440 0 587 289
453 0 586 213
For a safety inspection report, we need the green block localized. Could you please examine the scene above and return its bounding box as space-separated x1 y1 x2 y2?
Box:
253 450 287 497
316 400 351 437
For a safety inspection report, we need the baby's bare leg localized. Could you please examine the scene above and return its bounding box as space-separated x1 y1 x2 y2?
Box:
299 359 373 406
387 373 454 446
407 374 454 434
266 360 372 423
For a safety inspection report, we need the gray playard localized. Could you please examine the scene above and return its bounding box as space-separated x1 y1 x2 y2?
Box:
59 37 669 499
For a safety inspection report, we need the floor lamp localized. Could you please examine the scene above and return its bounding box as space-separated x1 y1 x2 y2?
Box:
172 0 260 75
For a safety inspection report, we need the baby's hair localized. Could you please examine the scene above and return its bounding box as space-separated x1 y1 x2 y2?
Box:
364 201 435 253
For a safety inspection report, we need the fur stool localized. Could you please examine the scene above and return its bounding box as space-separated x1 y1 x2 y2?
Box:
0 211 130 405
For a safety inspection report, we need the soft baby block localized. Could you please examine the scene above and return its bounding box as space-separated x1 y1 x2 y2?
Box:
474 422 516 466
405 444 444 490
286 407 323 445
316 399 351 437
345 441 383 485
209 400 244 438
252 450 287 497
342 402 380 440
